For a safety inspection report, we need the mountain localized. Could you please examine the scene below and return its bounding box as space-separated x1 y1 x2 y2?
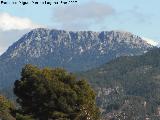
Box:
0 28 153 90
142 37 158 46
78 48 160 120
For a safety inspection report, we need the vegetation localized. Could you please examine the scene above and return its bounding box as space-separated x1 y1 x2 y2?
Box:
3 48 160 119
0 95 15 120
15 113 34 120
14 64 100 120
77 48 160 119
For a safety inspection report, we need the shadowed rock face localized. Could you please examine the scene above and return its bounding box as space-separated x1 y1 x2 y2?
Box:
0 28 153 89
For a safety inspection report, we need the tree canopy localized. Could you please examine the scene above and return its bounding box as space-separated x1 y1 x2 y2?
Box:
14 64 100 120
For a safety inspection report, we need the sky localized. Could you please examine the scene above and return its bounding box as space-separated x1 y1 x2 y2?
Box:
0 0 160 54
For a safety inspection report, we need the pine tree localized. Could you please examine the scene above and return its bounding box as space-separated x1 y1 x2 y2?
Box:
14 64 100 120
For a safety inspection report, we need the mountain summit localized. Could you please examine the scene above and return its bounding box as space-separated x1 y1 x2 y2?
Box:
0 28 153 89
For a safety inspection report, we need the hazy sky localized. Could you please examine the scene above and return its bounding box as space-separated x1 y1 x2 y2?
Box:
0 0 160 54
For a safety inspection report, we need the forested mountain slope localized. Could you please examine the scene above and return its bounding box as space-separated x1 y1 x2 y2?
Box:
78 48 160 119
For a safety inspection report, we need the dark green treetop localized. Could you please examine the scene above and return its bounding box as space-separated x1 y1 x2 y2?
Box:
14 64 100 120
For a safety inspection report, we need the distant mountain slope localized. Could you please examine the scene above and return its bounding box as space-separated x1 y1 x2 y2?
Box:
78 48 160 120
0 28 153 89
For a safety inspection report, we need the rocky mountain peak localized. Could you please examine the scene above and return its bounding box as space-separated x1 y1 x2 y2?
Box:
0 28 154 89
1 28 152 60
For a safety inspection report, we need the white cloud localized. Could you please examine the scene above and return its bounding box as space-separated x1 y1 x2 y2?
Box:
0 12 42 31
0 12 45 55
53 0 115 30
142 37 158 46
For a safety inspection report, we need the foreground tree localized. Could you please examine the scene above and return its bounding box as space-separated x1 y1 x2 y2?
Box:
0 95 15 120
14 64 100 120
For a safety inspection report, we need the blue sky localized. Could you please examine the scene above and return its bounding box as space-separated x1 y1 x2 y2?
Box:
0 0 160 54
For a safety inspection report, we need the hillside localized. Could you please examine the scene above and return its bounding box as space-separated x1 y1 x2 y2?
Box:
78 48 160 119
